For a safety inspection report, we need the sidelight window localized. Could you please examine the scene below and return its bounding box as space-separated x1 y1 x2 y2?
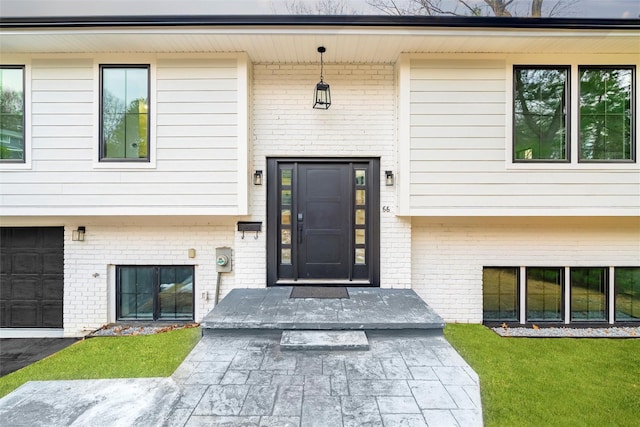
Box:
354 169 367 265
280 167 293 265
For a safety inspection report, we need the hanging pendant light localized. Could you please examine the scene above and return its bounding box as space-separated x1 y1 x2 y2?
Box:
313 46 331 109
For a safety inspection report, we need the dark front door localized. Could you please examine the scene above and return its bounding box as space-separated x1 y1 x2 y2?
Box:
267 159 379 286
0 227 64 328
297 164 350 279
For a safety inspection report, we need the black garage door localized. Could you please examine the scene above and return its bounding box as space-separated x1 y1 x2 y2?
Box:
0 227 64 328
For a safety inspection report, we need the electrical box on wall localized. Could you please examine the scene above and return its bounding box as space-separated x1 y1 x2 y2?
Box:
215 247 232 273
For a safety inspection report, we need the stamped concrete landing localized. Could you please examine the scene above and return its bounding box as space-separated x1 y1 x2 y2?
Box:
0 288 483 426
201 287 445 331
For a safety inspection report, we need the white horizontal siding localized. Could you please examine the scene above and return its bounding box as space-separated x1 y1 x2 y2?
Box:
0 56 247 216
407 57 640 215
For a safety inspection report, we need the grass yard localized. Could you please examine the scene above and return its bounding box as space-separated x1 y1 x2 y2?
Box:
444 324 640 427
0 326 201 398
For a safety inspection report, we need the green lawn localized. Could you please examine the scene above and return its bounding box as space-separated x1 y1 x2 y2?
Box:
444 324 640 427
2 324 638 427
0 327 201 398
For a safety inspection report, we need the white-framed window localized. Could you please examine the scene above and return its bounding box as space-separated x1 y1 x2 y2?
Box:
99 65 150 162
0 65 26 163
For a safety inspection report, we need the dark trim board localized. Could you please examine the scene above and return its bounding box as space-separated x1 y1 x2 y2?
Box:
2 15 638 30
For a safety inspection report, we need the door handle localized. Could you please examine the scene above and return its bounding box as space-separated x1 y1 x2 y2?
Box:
297 213 303 243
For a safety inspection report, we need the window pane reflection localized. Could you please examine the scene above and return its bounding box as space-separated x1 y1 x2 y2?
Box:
281 249 291 265
355 209 365 225
281 209 291 225
483 267 519 321
281 190 291 205
615 267 640 321
526 267 563 321
281 229 291 245
514 67 568 161
0 67 25 161
579 67 633 161
281 169 292 186
101 66 149 160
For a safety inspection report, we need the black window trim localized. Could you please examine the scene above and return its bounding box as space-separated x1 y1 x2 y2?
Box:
482 266 520 322
524 266 565 323
577 64 636 164
115 264 195 321
99 64 151 162
614 266 640 323
0 64 26 163
569 266 609 322
513 65 571 164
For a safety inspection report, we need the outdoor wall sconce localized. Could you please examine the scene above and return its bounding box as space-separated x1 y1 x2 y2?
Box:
253 170 263 185
385 171 395 186
72 226 86 241
313 46 331 109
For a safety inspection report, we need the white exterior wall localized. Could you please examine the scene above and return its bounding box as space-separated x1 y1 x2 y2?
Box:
235 63 412 289
412 217 640 323
0 54 249 216
398 54 640 216
63 221 234 336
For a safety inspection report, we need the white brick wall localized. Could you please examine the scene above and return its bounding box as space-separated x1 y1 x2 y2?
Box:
235 63 412 288
63 221 234 336
411 217 640 323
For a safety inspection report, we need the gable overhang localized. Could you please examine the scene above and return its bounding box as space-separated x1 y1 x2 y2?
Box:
1 16 639 62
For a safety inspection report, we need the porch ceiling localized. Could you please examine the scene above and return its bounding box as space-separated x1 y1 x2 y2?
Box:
1 26 638 62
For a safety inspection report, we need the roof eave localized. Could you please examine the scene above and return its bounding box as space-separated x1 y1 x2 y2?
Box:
1 15 639 30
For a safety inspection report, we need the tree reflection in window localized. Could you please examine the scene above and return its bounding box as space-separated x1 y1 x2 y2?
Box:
0 67 24 161
579 67 634 162
514 67 568 161
100 66 149 160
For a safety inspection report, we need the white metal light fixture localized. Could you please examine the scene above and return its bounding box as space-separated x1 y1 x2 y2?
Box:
313 46 331 109
385 171 395 186
72 226 86 241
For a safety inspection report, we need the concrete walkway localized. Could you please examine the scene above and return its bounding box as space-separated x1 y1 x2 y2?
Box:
0 288 483 426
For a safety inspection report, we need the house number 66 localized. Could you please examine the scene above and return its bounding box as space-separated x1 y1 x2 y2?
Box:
382 206 391 213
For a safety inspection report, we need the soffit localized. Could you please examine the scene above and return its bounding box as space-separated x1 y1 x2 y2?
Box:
0 26 638 62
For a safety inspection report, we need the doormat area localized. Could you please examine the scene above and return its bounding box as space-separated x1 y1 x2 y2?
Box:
290 286 349 299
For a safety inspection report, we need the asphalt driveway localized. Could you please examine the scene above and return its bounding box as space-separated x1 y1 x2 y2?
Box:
0 338 77 377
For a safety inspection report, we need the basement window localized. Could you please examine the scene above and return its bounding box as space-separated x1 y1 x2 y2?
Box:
482 267 519 321
116 265 194 321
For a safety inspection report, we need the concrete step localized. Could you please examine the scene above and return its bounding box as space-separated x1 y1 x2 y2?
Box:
280 330 369 351
201 288 446 333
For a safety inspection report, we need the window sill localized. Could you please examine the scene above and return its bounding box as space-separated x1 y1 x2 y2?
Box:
93 161 156 170
506 162 639 171
0 162 31 170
